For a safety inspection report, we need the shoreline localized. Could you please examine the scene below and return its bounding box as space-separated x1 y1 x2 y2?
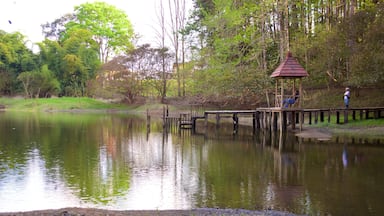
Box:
0 207 300 216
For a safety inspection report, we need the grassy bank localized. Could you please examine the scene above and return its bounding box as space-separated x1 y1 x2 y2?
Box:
306 118 384 138
0 97 129 112
302 87 384 108
0 97 182 116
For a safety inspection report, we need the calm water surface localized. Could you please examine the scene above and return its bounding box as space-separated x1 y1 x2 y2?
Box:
0 111 383 215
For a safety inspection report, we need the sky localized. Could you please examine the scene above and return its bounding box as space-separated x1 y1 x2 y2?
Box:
0 0 191 48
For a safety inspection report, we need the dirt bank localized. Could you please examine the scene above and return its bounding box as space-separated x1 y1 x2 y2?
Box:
295 126 384 140
0 208 301 216
295 128 332 141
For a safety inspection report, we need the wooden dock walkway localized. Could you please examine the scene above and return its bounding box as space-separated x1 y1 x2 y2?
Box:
164 107 384 133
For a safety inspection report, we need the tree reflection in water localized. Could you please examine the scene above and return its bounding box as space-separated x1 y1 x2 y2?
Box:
0 112 383 215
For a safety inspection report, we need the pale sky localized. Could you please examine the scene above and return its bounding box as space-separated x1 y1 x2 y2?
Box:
0 0 190 47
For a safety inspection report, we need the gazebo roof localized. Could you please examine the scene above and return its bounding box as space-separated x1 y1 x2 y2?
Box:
270 52 309 78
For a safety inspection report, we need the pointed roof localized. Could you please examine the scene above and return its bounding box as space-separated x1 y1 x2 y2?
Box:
270 52 309 78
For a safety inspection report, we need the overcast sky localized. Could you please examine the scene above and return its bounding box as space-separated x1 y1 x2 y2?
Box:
0 0 191 47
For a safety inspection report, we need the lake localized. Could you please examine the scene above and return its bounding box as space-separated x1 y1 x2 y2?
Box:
0 111 383 215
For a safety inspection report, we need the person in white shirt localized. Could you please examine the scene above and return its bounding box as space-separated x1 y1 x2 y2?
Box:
344 87 350 108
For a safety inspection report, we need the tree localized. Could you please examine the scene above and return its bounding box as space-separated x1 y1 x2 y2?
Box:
168 0 188 97
92 44 173 102
41 14 76 41
41 2 135 64
0 31 38 95
186 0 272 100
185 0 383 102
155 0 170 102
68 2 135 63
17 65 60 98
96 56 142 103
121 44 173 100
38 28 100 96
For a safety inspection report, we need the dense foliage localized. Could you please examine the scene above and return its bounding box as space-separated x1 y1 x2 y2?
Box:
1 2 134 98
187 0 384 98
1 0 383 103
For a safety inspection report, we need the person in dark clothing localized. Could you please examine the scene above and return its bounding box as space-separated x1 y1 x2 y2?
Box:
283 90 299 108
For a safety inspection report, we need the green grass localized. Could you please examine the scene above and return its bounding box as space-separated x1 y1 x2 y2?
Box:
300 87 384 138
310 118 384 128
0 97 129 112
307 118 384 138
303 87 384 108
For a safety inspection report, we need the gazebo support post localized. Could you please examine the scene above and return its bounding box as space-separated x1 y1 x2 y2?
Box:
280 79 284 108
299 79 303 108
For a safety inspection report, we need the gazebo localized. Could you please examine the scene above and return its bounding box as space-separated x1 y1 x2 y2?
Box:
270 52 309 108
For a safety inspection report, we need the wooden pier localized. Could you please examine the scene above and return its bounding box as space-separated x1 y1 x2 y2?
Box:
164 107 384 133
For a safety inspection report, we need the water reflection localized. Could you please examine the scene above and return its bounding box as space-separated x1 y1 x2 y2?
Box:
0 112 384 215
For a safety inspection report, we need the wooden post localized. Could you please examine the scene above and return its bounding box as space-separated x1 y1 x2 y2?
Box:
299 79 303 108
295 112 299 124
257 111 261 129
336 111 340 124
281 111 285 132
272 112 278 131
146 109 151 133
291 111 296 130
204 112 208 127
233 113 239 134
162 106 165 129
216 113 220 128
360 110 363 120
308 111 312 125
263 111 268 129
299 110 303 131
275 82 278 107
281 79 284 108
278 130 283 152
192 117 196 132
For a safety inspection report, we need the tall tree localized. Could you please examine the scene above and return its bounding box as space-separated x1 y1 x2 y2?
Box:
38 28 100 96
0 31 37 95
69 2 135 63
168 0 188 97
94 44 173 102
42 2 135 63
17 65 60 98
155 0 170 102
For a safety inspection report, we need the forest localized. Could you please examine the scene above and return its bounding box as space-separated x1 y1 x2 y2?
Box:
0 0 383 106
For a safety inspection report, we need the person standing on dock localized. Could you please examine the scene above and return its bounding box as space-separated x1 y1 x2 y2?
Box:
344 87 350 109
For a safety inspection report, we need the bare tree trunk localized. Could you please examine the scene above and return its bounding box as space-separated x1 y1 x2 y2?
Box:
155 1 168 102
180 0 186 97
260 1 267 73
277 0 289 60
168 0 180 96
285 0 289 51
169 0 187 97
